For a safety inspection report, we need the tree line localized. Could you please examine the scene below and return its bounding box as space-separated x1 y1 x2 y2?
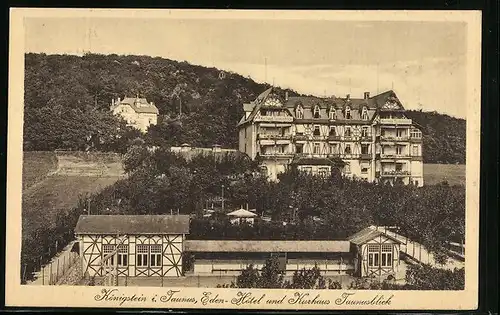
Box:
218 256 464 290
24 53 465 164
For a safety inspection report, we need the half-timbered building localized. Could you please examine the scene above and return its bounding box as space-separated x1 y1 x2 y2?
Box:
348 226 401 278
74 215 190 278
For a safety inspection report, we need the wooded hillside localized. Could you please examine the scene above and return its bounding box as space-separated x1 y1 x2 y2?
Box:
24 53 465 163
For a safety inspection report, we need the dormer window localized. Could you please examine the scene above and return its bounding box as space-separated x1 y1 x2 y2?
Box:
361 106 369 120
345 106 351 119
313 105 321 119
329 126 336 136
313 125 321 136
329 107 336 120
295 105 304 119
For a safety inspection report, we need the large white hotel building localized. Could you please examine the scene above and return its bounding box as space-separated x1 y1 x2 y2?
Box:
237 88 424 186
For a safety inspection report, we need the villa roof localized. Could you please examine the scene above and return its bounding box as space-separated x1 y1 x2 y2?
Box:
113 97 159 114
74 215 190 235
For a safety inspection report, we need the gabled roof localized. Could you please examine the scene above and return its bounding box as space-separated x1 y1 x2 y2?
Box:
226 208 257 217
347 226 401 245
74 215 190 235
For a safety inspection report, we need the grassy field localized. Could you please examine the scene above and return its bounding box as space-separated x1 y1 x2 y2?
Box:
423 164 466 186
22 151 124 260
22 151 58 190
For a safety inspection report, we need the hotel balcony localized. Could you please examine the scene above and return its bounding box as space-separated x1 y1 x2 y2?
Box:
257 133 292 141
259 151 294 159
255 115 294 123
360 153 372 160
294 134 309 141
380 135 409 142
380 170 411 177
328 135 342 141
379 118 412 125
360 135 373 142
409 136 423 143
378 153 411 160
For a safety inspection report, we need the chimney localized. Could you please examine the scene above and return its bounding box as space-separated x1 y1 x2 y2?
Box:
285 91 289 101
346 94 351 101
112 99 115 106
364 92 370 99
118 97 121 103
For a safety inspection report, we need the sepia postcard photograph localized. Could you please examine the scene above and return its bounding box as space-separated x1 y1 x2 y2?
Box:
6 8 481 310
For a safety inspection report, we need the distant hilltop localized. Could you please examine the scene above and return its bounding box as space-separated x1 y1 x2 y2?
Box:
23 53 465 164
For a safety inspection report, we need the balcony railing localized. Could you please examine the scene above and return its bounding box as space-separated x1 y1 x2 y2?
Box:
379 153 410 159
255 115 294 122
257 134 292 140
360 153 372 160
328 135 342 141
294 134 308 141
380 136 409 141
379 118 412 125
260 152 294 157
381 170 411 176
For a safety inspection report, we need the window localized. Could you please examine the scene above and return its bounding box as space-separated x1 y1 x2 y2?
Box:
361 144 369 155
296 106 304 119
381 244 393 267
368 244 380 267
344 144 351 154
261 109 267 116
361 126 369 138
150 245 162 267
318 167 329 177
412 145 419 156
414 180 419 186
344 162 351 174
302 167 312 174
330 144 338 154
136 245 149 267
313 143 321 154
260 166 268 176
117 245 128 267
313 105 321 119
410 128 422 138
396 146 403 155
344 127 351 137
329 108 336 120
361 164 369 174
381 129 386 136
361 107 369 120
329 126 336 136
396 129 405 138
295 144 303 154
345 106 351 119
102 244 115 266
313 125 321 136
396 163 403 172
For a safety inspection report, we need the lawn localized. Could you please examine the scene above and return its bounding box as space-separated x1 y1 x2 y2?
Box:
423 164 466 186
22 151 58 190
22 176 122 241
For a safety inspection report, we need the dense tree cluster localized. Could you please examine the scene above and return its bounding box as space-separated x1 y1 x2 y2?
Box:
89 145 465 258
220 257 464 290
406 110 466 164
24 53 465 163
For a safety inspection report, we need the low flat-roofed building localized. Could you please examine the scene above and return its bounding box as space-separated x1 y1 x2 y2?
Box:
184 240 353 276
75 215 190 278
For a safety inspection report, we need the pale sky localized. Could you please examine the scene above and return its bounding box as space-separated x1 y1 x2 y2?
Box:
24 17 467 118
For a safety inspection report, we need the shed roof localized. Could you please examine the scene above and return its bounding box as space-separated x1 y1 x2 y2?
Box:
347 226 401 245
184 240 351 253
74 215 190 235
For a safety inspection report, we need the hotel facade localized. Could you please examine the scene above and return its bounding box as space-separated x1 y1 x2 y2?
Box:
237 88 424 186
